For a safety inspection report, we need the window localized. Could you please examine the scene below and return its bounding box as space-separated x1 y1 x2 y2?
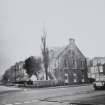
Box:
75 61 77 68
64 59 67 67
92 74 95 78
73 73 77 77
64 73 69 83
81 61 84 68
65 73 68 76
91 67 94 73
74 79 77 83
72 59 75 65
94 66 98 73
99 66 103 72
72 59 75 68
82 79 85 83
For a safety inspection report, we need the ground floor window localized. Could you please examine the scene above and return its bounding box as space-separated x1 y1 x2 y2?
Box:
74 79 77 83
64 73 69 83
82 78 85 83
73 73 77 77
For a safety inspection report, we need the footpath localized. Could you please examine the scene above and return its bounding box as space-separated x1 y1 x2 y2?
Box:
0 84 91 94
19 83 91 90
0 85 23 94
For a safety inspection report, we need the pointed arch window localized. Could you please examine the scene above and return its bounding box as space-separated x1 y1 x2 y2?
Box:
64 59 67 67
81 61 84 68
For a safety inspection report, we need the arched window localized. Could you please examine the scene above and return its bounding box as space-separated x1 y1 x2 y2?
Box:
81 61 84 68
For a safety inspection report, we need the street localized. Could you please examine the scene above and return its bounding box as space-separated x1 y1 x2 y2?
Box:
0 85 105 105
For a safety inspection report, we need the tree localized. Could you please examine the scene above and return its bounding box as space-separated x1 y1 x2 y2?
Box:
1 70 10 83
1 61 25 84
24 56 41 78
41 30 49 80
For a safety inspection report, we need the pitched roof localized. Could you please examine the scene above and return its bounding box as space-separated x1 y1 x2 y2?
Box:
49 38 85 59
49 47 65 58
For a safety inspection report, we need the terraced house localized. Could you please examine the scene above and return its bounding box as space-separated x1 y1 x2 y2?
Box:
49 38 88 84
88 57 105 80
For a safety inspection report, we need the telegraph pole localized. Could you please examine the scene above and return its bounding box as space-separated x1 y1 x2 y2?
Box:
15 65 17 83
97 59 101 80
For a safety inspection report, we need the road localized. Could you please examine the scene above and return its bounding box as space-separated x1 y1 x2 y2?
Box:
0 85 105 105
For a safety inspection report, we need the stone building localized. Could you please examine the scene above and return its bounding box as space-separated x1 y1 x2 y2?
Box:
49 38 88 84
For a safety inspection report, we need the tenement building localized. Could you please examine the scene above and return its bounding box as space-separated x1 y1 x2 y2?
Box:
49 38 88 85
88 57 105 79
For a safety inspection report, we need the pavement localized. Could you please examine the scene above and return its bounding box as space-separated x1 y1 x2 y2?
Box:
0 85 23 94
0 83 89 95
18 83 90 90
0 83 91 96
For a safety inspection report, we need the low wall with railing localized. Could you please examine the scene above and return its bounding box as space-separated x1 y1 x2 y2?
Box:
18 80 64 88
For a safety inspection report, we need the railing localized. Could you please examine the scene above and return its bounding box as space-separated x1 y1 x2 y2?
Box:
18 80 60 88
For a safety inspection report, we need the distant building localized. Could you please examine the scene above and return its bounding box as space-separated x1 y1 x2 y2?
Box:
88 57 105 79
49 38 88 84
88 65 105 79
92 57 105 66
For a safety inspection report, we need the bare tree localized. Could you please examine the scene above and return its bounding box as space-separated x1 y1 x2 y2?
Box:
41 29 49 80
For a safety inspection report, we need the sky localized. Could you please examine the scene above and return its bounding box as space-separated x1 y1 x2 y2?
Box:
0 0 105 75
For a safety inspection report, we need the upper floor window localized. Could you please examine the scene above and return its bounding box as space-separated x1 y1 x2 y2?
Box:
99 66 103 72
73 73 77 77
64 59 67 67
72 59 77 68
81 61 84 68
72 59 75 65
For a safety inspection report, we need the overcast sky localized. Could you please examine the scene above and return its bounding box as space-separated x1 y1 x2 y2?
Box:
0 0 105 75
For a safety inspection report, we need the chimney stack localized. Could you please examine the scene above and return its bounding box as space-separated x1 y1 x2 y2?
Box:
69 38 75 44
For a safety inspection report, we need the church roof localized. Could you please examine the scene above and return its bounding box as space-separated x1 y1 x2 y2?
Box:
49 38 85 60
